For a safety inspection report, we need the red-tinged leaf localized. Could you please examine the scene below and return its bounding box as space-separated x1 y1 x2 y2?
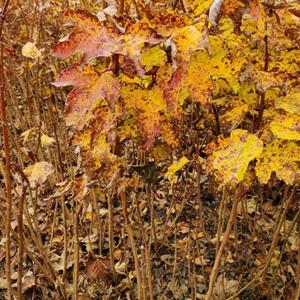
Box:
53 64 119 129
52 10 124 60
160 63 187 113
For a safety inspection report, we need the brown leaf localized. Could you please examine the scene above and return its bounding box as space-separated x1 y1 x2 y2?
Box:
86 257 114 284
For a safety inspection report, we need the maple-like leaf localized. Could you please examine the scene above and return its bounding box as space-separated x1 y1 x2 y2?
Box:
53 10 163 76
24 161 55 188
52 10 124 60
255 140 300 185
121 85 167 149
171 19 208 61
53 64 119 129
208 129 263 186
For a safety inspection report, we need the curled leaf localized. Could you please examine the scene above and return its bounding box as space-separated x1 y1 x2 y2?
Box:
209 0 225 26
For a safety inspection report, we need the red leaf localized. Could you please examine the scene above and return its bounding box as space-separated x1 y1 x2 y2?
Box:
52 10 125 60
53 64 119 129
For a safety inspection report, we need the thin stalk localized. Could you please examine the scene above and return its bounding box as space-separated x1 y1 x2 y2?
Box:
108 190 117 280
0 1 12 299
17 185 27 300
120 189 143 299
205 184 245 300
228 185 296 300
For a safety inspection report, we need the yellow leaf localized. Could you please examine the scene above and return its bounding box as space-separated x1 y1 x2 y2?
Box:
73 129 91 150
120 74 153 89
221 103 248 130
171 19 207 60
208 129 263 186
91 134 111 169
270 115 300 140
20 128 34 143
41 134 56 147
24 161 54 188
141 45 167 71
276 91 300 115
165 156 189 186
22 42 41 59
255 140 300 185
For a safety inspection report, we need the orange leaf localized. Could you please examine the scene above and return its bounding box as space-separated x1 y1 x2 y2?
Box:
53 64 119 129
52 10 124 60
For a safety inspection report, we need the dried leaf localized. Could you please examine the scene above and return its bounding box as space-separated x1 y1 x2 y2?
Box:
22 42 41 59
24 161 55 188
86 257 114 284
209 0 225 26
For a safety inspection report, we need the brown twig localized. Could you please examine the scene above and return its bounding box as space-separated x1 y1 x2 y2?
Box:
205 184 245 300
120 189 143 299
0 1 12 299
108 190 117 280
227 185 296 300
17 185 27 300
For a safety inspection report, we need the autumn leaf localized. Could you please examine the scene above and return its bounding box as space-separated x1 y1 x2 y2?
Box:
24 161 55 188
121 85 167 148
270 115 300 141
275 91 300 115
255 140 300 185
53 64 119 130
52 10 124 60
53 10 163 75
171 19 208 61
220 103 248 130
165 156 189 186
141 45 167 71
41 134 56 147
208 129 263 186
22 42 41 59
